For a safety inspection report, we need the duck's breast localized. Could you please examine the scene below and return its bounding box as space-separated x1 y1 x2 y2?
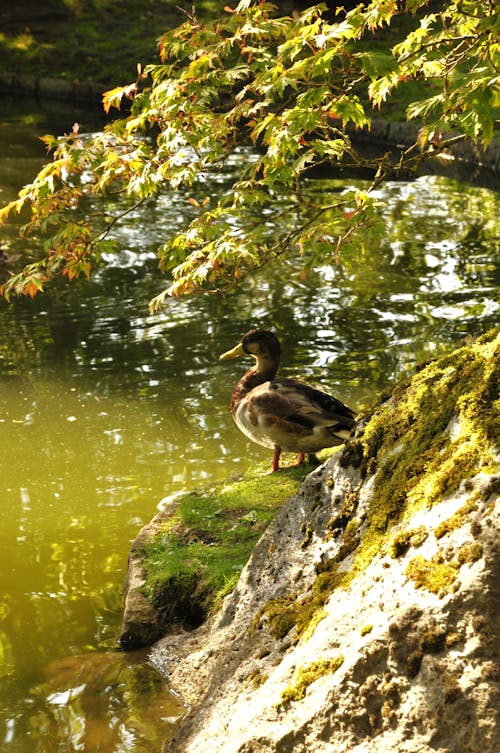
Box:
234 382 279 449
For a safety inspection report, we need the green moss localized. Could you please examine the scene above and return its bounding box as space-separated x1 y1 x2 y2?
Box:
442 672 462 704
379 677 402 725
279 656 344 705
434 500 478 539
360 624 373 636
293 330 499 636
331 515 362 561
445 632 462 648
327 488 360 535
345 517 361 539
260 563 344 641
258 595 300 640
140 462 308 627
300 523 313 549
406 650 423 678
211 572 241 612
389 526 428 558
419 626 447 653
456 542 483 565
365 331 498 519
245 669 268 690
406 554 459 596
340 440 364 469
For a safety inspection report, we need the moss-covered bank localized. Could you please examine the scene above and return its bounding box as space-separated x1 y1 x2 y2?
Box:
120 458 325 647
143 463 314 617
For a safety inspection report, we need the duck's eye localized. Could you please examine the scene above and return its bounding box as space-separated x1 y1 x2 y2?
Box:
244 342 259 355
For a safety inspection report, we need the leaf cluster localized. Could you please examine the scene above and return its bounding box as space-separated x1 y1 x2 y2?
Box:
1 0 498 307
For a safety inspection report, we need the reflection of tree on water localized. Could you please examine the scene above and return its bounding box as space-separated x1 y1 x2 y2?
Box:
25 651 183 753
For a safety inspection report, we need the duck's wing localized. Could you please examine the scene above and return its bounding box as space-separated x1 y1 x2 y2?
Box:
234 378 355 452
251 378 355 430
269 379 356 432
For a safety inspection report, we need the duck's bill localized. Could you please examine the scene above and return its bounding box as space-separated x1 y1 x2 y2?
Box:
219 342 245 360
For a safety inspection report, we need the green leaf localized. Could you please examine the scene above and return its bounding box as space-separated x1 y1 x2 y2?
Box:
406 93 445 121
329 96 369 128
359 51 398 79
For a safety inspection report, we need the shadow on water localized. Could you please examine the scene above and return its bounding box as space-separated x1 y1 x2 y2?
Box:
2 649 184 753
0 96 498 752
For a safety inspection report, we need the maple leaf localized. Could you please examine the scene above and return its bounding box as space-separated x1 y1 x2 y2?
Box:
24 281 41 298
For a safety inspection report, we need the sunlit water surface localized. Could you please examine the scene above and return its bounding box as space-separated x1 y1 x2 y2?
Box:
0 96 498 752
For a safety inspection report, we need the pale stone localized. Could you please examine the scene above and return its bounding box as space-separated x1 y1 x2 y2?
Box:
150 457 498 753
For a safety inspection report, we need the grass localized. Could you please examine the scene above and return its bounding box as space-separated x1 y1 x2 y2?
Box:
138 460 315 627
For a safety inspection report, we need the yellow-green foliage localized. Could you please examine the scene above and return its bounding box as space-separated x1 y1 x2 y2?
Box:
434 500 477 539
279 656 344 705
360 624 373 636
390 526 428 558
406 541 483 596
456 542 483 564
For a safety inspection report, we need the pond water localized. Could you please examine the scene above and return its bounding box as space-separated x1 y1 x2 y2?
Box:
0 95 498 753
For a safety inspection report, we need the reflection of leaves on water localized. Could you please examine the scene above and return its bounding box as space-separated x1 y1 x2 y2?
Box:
26 650 183 753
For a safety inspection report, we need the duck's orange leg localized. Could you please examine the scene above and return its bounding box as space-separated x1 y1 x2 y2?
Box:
272 448 281 472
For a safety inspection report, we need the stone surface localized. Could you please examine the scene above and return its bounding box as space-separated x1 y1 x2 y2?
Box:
152 464 498 753
148 333 499 753
119 497 183 650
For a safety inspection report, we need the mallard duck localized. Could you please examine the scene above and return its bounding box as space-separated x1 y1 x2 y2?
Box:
219 329 356 472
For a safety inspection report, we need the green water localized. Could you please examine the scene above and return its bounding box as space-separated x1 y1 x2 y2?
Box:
0 96 498 752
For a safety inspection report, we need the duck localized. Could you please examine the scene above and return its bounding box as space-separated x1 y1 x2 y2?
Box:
219 328 356 472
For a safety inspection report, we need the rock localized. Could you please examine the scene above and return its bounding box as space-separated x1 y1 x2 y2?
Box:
119 555 164 650
148 329 499 753
119 473 308 650
119 496 183 650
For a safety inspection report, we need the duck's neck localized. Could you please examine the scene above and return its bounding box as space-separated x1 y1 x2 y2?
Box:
230 358 279 415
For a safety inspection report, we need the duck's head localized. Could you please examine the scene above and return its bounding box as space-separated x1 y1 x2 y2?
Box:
219 329 281 374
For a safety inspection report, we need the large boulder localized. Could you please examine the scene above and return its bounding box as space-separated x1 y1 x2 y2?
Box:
150 329 499 753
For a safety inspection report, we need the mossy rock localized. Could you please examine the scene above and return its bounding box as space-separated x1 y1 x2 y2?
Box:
259 328 499 640
341 327 499 581
131 462 314 636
